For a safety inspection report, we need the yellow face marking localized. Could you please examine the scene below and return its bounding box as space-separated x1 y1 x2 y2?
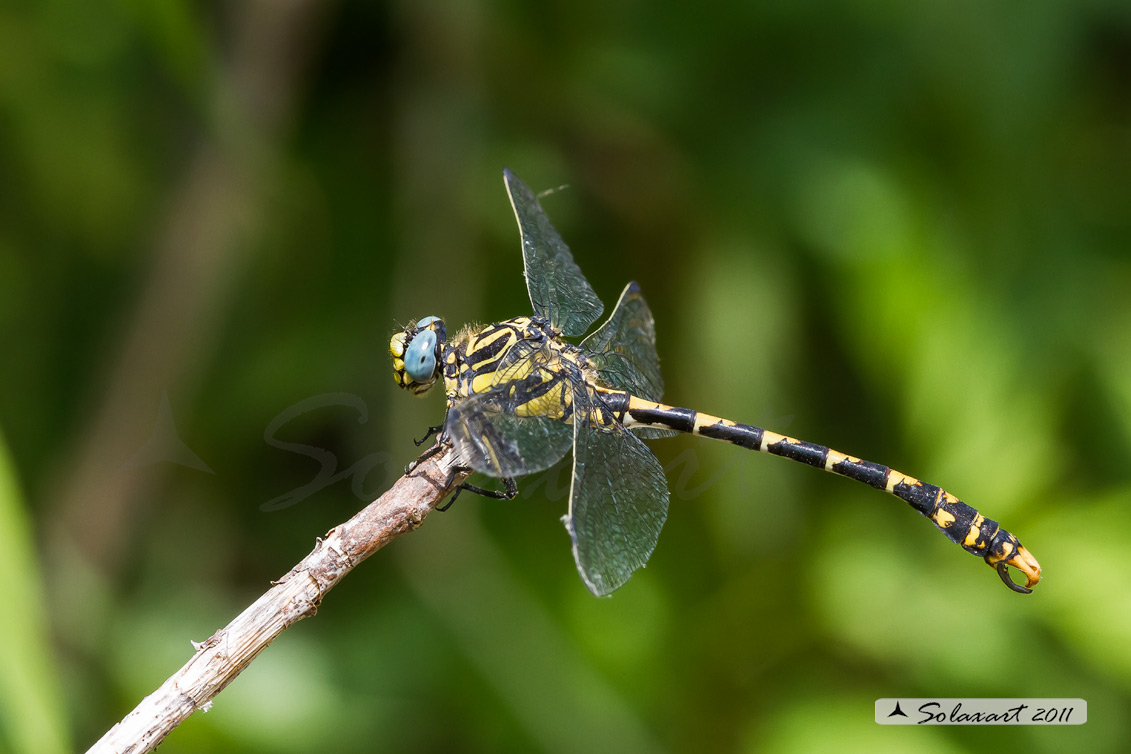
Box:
390 335 405 358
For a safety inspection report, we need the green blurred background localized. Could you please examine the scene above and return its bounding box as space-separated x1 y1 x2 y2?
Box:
2 0 1130 752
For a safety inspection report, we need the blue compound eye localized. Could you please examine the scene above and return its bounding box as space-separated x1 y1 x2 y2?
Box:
405 329 438 382
416 315 441 329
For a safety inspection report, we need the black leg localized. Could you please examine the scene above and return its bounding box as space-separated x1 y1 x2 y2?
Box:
414 424 445 447
406 440 446 474
406 408 453 473
438 476 518 512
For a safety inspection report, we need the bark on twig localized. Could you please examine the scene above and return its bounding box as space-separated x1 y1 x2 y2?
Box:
84 447 466 754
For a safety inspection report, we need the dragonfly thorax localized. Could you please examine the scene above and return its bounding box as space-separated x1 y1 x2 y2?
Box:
390 316 446 395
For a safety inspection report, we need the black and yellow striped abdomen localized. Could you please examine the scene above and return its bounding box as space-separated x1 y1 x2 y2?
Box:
600 390 1042 593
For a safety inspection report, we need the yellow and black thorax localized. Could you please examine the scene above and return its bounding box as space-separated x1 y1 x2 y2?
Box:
441 315 620 429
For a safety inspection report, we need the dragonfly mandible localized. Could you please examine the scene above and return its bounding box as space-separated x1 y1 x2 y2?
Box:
389 169 1042 597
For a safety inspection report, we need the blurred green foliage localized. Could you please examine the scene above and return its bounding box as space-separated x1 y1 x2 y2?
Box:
2 0 1130 752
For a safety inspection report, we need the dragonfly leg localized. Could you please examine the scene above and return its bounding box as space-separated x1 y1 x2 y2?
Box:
406 419 453 474
405 441 446 474
438 475 518 512
414 423 445 447
403 449 513 512
406 406 454 473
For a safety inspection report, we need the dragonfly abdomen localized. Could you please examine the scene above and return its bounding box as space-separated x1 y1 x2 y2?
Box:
608 392 1041 593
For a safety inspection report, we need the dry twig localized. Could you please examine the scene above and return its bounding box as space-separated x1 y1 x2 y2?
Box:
84 447 466 754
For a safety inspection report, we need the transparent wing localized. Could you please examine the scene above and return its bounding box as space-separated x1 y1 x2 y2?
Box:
504 169 604 337
581 281 665 403
565 389 670 596
580 280 677 439
628 425 681 440
447 390 574 478
446 339 575 478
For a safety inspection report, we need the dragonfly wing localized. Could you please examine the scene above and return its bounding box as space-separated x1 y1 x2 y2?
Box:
447 390 573 477
565 393 670 596
581 281 677 439
446 339 575 477
504 169 604 337
581 281 665 403
628 425 681 440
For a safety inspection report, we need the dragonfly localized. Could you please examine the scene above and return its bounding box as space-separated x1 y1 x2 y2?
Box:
389 169 1042 597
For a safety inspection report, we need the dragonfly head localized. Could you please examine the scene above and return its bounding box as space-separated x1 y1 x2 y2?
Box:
390 316 446 395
